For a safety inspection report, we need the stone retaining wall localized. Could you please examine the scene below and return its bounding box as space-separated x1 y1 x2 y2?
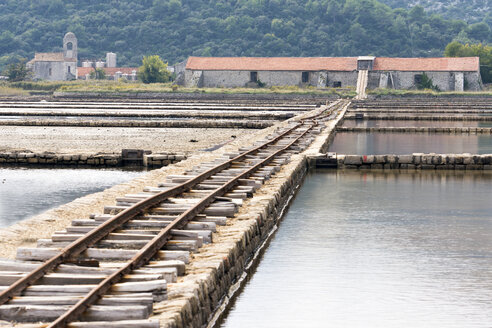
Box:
53 91 335 104
337 127 492 134
152 101 348 327
0 151 186 168
336 153 492 170
156 156 309 328
144 153 187 168
0 119 272 129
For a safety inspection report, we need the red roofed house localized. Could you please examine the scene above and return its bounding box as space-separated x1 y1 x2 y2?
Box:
77 67 138 81
77 52 138 81
179 56 482 91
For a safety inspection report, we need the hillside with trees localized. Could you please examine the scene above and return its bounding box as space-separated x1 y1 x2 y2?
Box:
0 0 490 70
379 0 491 24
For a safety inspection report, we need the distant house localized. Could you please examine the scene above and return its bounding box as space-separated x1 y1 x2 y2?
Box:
27 32 78 81
179 56 482 91
77 52 138 81
77 67 138 81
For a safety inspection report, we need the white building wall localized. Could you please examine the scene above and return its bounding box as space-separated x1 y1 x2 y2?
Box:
184 68 481 90
185 70 358 88
106 53 117 68
325 71 358 88
464 71 482 91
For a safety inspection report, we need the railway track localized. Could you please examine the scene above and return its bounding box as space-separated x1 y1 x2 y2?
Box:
0 101 345 327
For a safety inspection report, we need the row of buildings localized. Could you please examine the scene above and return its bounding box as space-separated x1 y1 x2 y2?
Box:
27 33 483 91
27 33 139 82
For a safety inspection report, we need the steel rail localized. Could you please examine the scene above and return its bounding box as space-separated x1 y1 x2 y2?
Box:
49 121 316 328
0 123 303 306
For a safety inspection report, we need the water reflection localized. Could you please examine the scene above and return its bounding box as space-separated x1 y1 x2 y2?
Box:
220 170 492 328
329 132 492 154
342 119 492 128
0 167 143 228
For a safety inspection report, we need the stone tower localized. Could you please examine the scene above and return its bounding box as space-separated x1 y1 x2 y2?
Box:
63 32 77 61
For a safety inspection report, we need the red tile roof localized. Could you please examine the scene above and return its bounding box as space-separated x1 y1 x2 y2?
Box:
186 57 358 71
186 56 480 72
77 67 138 77
33 52 76 62
373 57 479 72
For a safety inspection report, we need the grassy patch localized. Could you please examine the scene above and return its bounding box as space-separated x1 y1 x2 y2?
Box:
57 81 356 97
0 83 29 96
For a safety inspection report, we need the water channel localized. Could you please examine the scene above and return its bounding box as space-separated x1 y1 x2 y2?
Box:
219 170 492 328
329 132 492 154
342 120 492 128
0 167 143 228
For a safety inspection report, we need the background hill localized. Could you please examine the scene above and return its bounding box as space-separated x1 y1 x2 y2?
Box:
0 0 491 69
379 0 491 24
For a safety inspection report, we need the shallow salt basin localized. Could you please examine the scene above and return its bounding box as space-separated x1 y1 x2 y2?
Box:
219 170 492 328
0 126 253 154
0 167 143 228
328 131 492 155
342 119 492 128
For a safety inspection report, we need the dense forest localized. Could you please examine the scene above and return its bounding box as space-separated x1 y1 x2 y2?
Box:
379 0 491 23
0 0 491 69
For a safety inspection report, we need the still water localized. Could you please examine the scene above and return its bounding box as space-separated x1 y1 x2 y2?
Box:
0 167 143 228
342 119 492 128
329 132 492 154
220 170 492 328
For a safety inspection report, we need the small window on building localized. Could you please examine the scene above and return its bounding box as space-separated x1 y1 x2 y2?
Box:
250 71 258 82
68 66 71 73
67 42 73 50
302 71 310 83
49 68 52 76
333 81 342 88
414 74 423 84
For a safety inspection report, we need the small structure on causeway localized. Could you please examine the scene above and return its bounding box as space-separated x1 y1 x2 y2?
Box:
27 32 78 81
179 56 482 91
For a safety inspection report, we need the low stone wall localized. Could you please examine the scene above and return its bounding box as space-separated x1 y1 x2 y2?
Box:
0 119 272 129
0 151 186 168
156 156 309 328
53 91 335 104
336 153 492 170
153 101 348 327
144 153 187 168
337 127 492 134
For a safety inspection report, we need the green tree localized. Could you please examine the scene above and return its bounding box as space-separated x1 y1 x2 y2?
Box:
89 68 106 80
138 55 171 83
444 40 463 57
417 72 440 91
5 59 30 82
466 22 491 43
444 41 492 83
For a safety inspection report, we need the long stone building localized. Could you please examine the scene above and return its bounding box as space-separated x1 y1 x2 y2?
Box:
27 32 78 81
180 56 482 91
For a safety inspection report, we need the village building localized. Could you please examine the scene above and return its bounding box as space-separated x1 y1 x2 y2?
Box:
180 56 482 91
27 32 78 81
77 67 138 81
77 52 138 81
78 52 138 81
